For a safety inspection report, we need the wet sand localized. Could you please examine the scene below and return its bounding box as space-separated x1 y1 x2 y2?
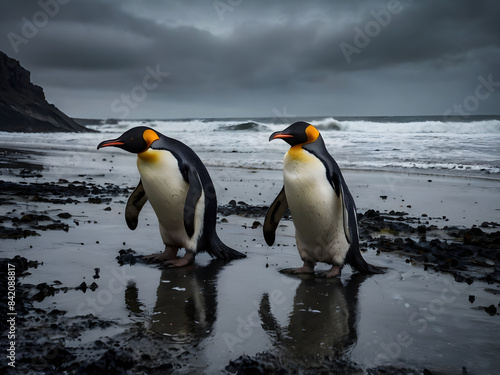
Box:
0 145 499 374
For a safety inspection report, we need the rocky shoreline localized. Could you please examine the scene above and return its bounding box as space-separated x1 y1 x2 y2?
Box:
1 175 499 373
2 178 499 286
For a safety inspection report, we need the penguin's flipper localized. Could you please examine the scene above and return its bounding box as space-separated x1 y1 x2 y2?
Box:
125 180 148 230
263 187 289 246
340 182 385 274
340 182 356 245
183 165 203 238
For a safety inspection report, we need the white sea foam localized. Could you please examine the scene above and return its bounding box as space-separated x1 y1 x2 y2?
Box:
2 116 499 178
309 117 500 134
87 117 500 135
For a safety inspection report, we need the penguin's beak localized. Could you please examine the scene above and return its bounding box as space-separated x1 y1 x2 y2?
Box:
97 139 125 150
269 131 294 142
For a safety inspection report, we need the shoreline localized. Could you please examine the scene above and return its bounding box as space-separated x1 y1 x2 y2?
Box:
0 141 499 374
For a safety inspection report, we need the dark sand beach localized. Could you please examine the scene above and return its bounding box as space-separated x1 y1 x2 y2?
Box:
0 141 499 374
1 0 499 372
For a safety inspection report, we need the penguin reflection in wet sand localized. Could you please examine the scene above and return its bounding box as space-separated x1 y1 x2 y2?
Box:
98 127 246 266
264 122 383 277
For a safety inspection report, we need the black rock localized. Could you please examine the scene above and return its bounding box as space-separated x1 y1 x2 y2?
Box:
251 221 262 229
76 282 88 293
32 283 56 302
116 248 147 266
484 304 497 316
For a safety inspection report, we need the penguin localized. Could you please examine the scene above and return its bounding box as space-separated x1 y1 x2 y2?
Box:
97 126 246 267
264 121 383 277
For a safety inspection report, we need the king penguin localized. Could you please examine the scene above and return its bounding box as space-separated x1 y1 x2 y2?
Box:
97 126 246 267
264 121 383 277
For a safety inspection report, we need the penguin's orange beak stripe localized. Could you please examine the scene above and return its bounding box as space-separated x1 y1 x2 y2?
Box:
97 141 125 149
270 133 294 140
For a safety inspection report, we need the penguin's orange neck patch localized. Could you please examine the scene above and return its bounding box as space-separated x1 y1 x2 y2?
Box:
287 125 320 160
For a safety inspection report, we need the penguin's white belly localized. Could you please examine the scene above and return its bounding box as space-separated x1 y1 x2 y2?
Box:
137 150 204 250
283 150 348 265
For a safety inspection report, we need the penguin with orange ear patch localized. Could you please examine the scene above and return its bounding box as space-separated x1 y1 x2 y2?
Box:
264 122 383 277
98 126 246 267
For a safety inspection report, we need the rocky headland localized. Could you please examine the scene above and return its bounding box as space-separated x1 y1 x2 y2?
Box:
0 51 94 133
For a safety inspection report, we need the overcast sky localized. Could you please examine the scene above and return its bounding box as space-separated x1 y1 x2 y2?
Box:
1 0 499 119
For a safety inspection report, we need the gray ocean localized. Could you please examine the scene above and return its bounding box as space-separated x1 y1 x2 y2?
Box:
3 115 498 179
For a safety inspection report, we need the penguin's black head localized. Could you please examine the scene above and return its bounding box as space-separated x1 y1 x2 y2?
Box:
97 126 160 154
269 121 320 147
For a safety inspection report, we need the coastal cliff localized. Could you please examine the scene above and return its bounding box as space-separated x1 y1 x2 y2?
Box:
0 51 94 133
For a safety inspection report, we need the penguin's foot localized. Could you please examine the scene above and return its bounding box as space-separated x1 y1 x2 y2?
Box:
317 265 341 279
142 246 178 263
163 251 195 268
280 262 315 275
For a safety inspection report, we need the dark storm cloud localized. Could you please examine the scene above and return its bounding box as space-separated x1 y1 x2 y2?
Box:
0 0 498 118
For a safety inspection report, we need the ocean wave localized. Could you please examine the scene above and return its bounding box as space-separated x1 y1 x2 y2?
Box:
312 118 500 134
216 122 269 132
309 118 343 131
86 117 500 135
